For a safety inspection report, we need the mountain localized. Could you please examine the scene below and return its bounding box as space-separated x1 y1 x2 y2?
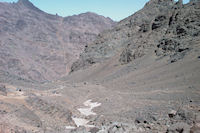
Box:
0 0 200 133
0 0 115 82
71 0 200 71
66 0 200 132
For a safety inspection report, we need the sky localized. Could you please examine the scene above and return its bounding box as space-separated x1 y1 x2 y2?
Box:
0 0 190 21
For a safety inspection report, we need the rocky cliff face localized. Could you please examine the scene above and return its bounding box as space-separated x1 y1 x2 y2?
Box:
71 0 200 72
0 0 115 82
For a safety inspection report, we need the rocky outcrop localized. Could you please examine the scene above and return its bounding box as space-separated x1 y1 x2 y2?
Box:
0 0 115 82
0 84 6 96
71 0 200 72
119 44 144 64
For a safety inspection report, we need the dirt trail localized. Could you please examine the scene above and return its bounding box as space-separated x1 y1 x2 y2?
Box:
0 84 27 101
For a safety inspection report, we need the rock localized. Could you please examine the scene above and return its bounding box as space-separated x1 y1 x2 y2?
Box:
157 39 180 53
169 110 177 118
152 15 167 30
0 84 7 96
175 109 196 124
119 46 134 64
167 122 191 133
190 123 200 133
119 45 144 64
89 127 100 133
176 25 187 36
52 90 59 94
135 117 147 124
16 88 22 92
71 58 96 72
148 114 157 122
156 38 190 63
139 23 150 32
190 0 200 4
107 123 126 133
190 114 200 132
176 0 183 8
0 110 7 114
155 48 164 56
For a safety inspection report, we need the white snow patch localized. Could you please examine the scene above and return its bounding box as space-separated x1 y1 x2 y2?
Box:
78 108 96 116
65 126 76 130
65 99 101 129
83 99 101 107
72 117 95 128
78 99 101 116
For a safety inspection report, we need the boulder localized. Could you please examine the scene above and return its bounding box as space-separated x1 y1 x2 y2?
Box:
167 122 190 133
119 45 144 64
168 110 177 118
152 15 167 30
89 127 100 133
190 123 200 133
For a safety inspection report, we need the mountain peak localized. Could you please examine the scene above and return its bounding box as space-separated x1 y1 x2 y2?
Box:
82 12 98 15
17 0 32 5
145 0 174 6
17 0 41 12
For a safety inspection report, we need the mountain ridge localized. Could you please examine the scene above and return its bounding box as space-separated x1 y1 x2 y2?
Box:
0 0 116 82
17 0 41 11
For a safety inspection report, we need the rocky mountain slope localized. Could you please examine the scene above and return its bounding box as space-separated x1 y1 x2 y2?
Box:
66 0 200 132
0 0 115 82
71 0 200 72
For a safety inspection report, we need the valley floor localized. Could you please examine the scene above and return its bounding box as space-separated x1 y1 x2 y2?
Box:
0 49 200 133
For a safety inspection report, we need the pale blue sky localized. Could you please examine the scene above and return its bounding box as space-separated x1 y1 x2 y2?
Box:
0 0 190 21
